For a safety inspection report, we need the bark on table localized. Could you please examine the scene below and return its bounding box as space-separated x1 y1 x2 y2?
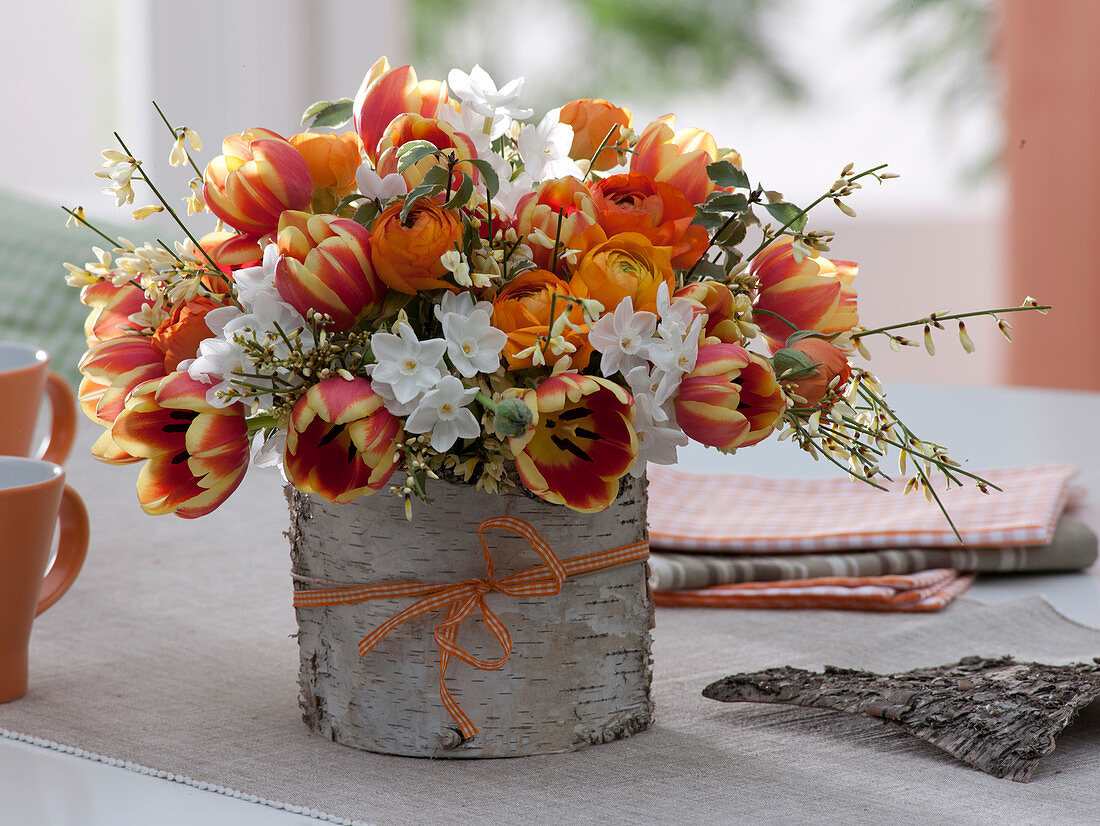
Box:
287 475 653 758
703 655 1100 781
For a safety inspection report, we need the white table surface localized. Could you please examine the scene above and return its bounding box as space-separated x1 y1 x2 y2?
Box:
2 382 1098 826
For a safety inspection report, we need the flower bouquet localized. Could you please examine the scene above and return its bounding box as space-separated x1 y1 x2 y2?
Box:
66 57 1044 756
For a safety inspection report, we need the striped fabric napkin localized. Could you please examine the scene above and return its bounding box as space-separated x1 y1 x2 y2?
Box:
646 463 1084 612
653 569 977 612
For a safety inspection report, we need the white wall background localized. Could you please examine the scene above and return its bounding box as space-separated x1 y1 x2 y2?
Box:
0 0 1007 385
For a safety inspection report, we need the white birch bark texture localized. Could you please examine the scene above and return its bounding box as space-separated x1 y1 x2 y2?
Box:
287 475 653 758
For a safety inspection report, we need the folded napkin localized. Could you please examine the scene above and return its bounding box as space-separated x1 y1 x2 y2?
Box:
647 464 1079 552
653 568 976 612
649 516 1099 590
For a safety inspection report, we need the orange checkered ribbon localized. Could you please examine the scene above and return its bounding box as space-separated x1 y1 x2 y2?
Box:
292 516 650 739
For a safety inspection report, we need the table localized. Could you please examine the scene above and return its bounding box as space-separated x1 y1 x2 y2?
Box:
2 383 1098 826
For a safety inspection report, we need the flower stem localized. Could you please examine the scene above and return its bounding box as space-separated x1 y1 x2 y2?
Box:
852 304 1052 339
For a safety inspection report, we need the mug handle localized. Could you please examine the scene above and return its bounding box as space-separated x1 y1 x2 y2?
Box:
39 372 77 465
36 485 89 616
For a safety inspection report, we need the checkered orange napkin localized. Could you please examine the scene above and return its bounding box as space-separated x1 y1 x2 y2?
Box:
653 568 976 612
646 464 1078 553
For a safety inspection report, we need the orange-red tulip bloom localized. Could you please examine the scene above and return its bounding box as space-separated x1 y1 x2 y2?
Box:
353 57 448 163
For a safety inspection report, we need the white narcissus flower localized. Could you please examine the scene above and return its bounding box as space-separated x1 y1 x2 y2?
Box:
628 400 688 478
370 322 448 404
625 364 680 424
356 165 408 201
435 290 484 320
232 244 281 312
405 375 482 451
446 65 534 121
587 296 658 377
654 281 695 339
517 109 585 183
441 307 507 378
649 313 704 377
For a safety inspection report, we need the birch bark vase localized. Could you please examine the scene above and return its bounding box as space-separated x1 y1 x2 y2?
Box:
287 475 653 758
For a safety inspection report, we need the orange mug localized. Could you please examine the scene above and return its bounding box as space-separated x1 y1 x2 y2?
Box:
0 342 77 464
0 457 89 703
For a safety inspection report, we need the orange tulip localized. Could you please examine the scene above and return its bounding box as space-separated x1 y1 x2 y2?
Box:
353 57 449 163
559 98 633 171
514 178 600 271
202 128 314 237
369 201 464 294
674 344 784 450
590 171 709 269
778 337 852 407
631 115 741 206
569 232 675 314
491 269 592 370
289 131 362 212
752 237 858 349
509 372 637 512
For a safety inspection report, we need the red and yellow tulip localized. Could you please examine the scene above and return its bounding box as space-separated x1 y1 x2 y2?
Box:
374 115 478 190
283 377 403 503
80 281 148 346
514 178 600 271
509 372 637 512
630 115 740 206
274 211 386 329
590 172 709 269
353 57 449 163
675 344 784 450
202 128 314 237
674 280 742 345
109 372 249 518
370 201 464 294
779 337 852 407
751 237 858 349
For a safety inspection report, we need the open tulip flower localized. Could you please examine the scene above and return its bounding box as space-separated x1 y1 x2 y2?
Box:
509 372 637 512
675 344 785 451
109 372 249 518
68 52 1026 522
284 377 403 504
752 236 859 349
203 128 315 237
274 210 385 330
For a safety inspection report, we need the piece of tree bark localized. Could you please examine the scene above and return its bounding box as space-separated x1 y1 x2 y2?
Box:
287 474 653 758
703 655 1100 781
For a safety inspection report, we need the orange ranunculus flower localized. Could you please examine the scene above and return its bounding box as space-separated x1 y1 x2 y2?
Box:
109 372 249 518
559 98 633 172
674 344 784 451
630 115 741 206
514 178 600 271
353 57 449 163
590 171 709 269
569 232 675 314
202 128 314 237
150 296 223 373
508 372 637 513
374 114 478 189
491 269 592 371
284 376 403 503
274 211 386 330
369 201 464 294
674 280 742 345
751 237 858 349
289 131 363 212
778 337 852 407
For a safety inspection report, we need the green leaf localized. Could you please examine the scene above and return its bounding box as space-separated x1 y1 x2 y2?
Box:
461 158 500 200
763 201 808 232
444 171 474 210
300 98 353 129
713 219 746 247
352 201 381 228
701 192 749 214
400 184 444 224
397 141 442 173
707 160 750 190
693 208 725 230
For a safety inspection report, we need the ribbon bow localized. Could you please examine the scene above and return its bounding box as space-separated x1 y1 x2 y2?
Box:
293 516 649 738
